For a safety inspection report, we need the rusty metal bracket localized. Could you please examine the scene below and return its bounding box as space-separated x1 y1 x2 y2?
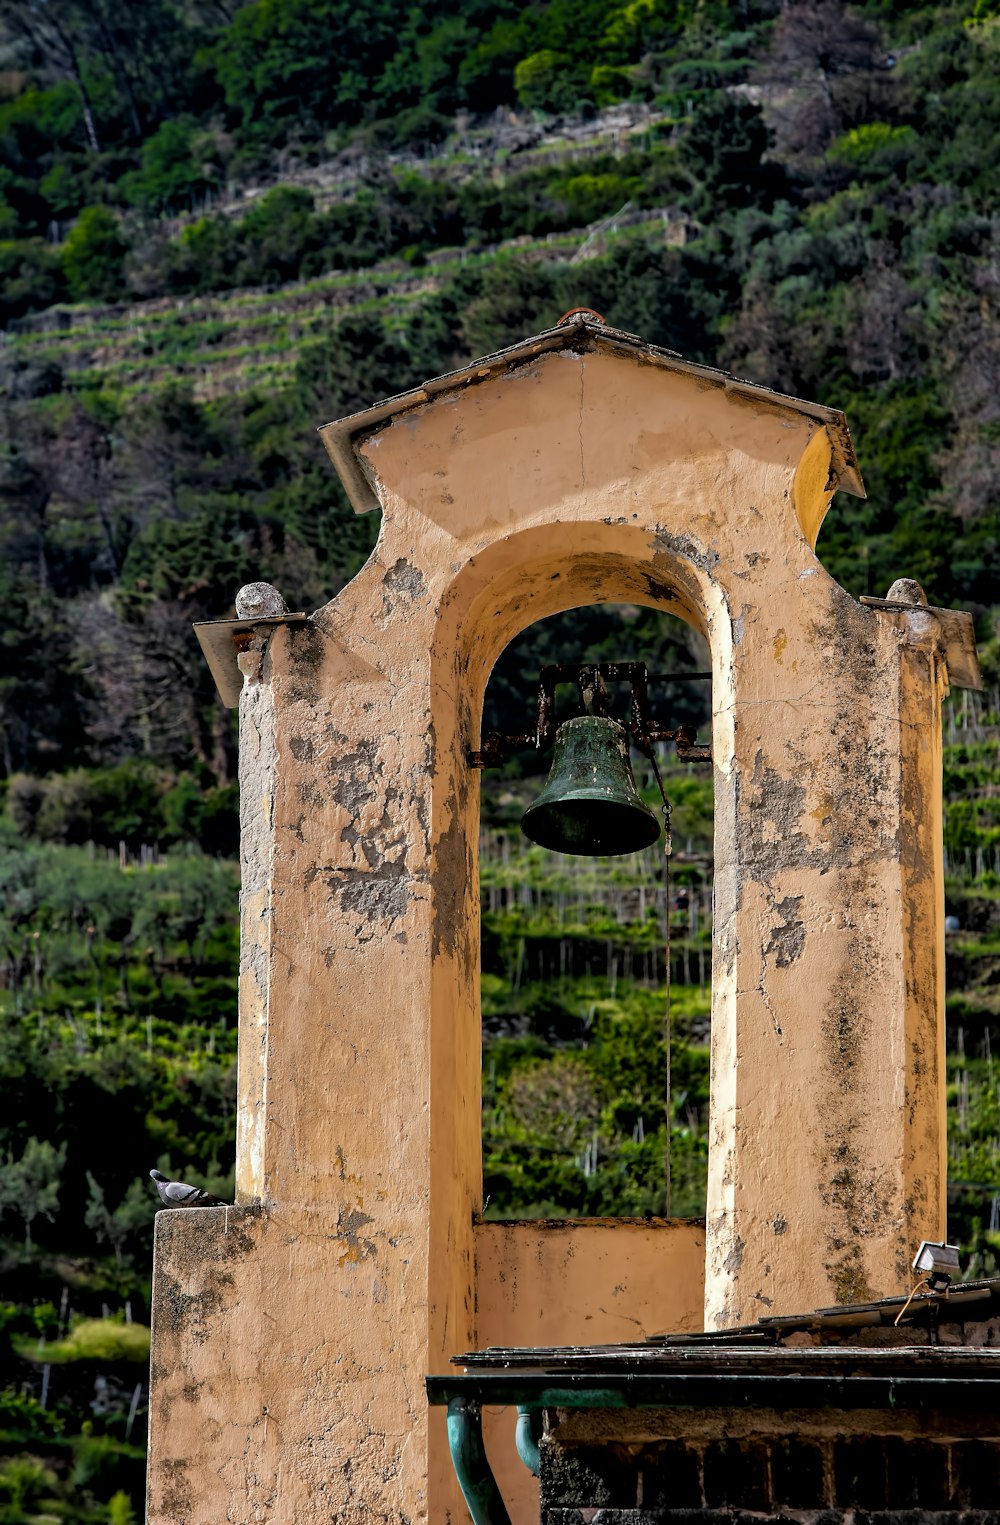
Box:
469 663 711 767
193 613 311 708
859 597 982 691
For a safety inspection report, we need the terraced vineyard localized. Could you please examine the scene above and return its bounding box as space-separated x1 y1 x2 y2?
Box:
4 221 657 401
2 0 999 1514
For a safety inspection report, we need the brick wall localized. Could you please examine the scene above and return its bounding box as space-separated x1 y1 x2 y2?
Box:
540 1429 1000 1522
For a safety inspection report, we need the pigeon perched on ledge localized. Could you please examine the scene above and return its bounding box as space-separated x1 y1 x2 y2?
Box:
149 1169 226 1208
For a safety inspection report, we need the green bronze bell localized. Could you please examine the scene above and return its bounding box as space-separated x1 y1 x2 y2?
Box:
521 715 661 856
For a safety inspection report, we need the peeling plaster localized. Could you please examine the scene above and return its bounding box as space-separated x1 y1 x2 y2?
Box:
151 337 954 1523
765 895 806 968
336 868 415 930
723 1237 745 1277
653 527 721 577
382 558 427 618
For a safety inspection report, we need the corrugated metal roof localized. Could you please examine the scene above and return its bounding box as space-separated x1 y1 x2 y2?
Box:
453 1278 1000 1372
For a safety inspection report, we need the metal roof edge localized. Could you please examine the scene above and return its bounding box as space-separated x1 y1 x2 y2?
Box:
193 613 310 708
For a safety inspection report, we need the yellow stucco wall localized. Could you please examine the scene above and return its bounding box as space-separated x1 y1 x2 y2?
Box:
147 333 952 1523
476 1218 705 1517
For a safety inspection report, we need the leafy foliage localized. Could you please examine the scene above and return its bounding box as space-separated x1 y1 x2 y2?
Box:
0 0 999 1517
62 207 127 301
0 1137 66 1247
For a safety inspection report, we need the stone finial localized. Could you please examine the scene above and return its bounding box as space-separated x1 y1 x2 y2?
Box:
886 578 928 607
235 582 288 619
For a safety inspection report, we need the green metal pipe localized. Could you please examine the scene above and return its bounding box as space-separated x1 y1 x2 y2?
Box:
431 1368 1000 1517
446 1396 512 1525
515 1406 543 1476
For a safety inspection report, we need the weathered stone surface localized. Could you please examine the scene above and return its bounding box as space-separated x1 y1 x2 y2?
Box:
234 581 288 619
149 327 956 1521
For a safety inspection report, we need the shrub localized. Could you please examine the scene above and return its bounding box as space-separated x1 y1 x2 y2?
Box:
35 1318 150 1365
828 122 917 177
0 238 66 323
6 774 45 838
235 184 319 284
32 769 105 844
62 207 128 303
514 50 580 113
70 1431 145 1491
0 1454 59 1513
0 1388 63 1444
7 763 171 849
108 1491 139 1524
120 117 221 215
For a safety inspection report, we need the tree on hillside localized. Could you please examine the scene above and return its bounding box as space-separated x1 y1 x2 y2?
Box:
677 94 775 212
0 389 121 589
120 117 225 215
84 1172 153 1267
0 0 101 151
764 0 881 158
62 204 127 300
213 0 398 137
0 0 207 144
0 1136 66 1247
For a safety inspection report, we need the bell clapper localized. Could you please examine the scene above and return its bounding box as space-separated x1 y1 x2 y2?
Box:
579 664 607 719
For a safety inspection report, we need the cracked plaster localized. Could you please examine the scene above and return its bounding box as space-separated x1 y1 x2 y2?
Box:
148 339 957 1523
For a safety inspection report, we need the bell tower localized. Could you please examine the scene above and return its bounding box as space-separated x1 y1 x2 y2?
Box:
147 313 976 1523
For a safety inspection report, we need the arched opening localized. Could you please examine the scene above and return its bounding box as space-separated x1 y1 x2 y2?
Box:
478 602 713 1222
425 519 732 1378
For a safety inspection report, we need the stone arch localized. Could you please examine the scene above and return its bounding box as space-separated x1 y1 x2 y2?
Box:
424 523 724 1119
420 523 727 1513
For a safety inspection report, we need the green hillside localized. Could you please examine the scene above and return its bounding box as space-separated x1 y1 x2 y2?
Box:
1 0 1000 1517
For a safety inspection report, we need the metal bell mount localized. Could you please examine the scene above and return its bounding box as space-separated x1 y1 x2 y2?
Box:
469 662 711 859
